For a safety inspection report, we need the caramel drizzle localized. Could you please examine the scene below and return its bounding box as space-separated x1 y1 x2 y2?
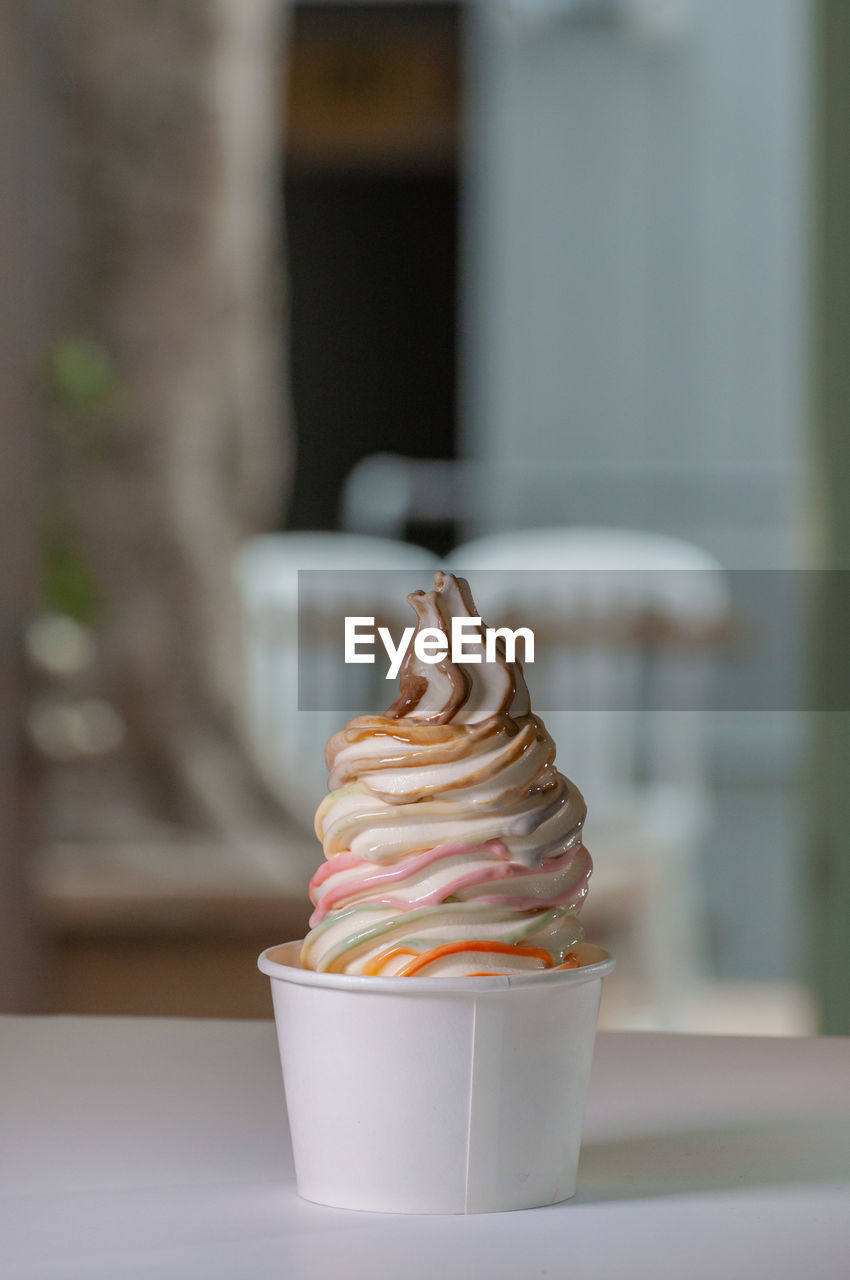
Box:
332 720 556 806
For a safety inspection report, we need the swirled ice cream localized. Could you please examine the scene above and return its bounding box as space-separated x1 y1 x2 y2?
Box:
301 572 592 976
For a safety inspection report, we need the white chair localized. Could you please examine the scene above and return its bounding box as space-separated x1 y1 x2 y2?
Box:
449 526 731 1028
234 533 438 831
339 454 467 542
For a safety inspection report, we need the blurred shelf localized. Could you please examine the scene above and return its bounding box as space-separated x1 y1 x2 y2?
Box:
32 841 817 1032
33 839 316 1019
35 839 314 935
599 980 817 1037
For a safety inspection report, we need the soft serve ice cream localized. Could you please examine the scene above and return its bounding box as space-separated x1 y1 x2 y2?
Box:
301 572 592 977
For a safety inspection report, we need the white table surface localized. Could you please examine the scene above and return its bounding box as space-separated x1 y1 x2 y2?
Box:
2 1017 849 1280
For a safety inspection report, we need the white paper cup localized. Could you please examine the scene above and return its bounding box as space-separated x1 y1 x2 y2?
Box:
258 940 614 1214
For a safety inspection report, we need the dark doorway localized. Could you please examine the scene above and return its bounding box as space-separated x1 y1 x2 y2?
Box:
282 3 460 554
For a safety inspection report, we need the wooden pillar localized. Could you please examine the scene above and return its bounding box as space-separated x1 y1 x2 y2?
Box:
49 1 290 842
0 0 39 1011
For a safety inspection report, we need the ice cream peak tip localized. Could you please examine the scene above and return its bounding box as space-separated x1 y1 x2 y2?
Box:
385 571 531 726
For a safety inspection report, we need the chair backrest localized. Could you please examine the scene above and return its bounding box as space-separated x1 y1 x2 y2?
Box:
340 454 471 540
449 527 731 827
235 524 730 842
234 532 438 828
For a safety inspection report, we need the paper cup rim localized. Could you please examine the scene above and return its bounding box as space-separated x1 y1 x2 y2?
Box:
258 939 615 994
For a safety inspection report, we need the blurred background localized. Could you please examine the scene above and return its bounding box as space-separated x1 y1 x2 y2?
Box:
2 0 849 1033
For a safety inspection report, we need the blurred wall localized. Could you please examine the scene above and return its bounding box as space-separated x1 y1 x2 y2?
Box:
460 0 815 988
462 0 812 571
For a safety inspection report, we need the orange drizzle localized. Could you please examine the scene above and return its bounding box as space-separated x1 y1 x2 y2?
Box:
396 940 555 977
362 945 419 976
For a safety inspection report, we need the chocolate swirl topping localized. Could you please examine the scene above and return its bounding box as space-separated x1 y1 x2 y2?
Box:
386 570 530 723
